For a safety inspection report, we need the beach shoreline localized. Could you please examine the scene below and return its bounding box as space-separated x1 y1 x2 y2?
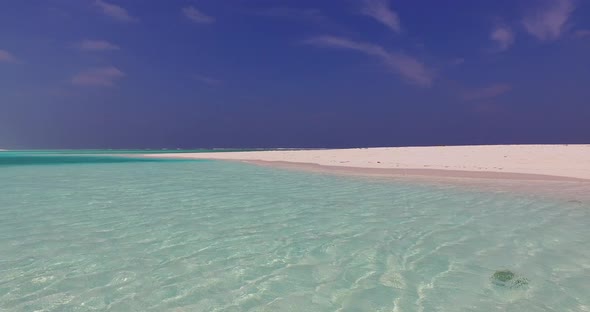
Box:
242 159 590 201
143 144 590 181
142 145 590 201
239 159 589 182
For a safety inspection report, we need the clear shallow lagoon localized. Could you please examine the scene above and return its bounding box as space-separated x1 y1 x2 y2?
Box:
1 152 589 311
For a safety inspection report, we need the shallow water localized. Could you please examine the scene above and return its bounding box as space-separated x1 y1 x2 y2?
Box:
0 153 589 311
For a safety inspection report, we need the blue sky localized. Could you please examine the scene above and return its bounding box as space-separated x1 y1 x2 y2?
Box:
1 0 589 148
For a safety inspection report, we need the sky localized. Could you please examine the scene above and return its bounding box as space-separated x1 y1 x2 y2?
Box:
1 0 589 149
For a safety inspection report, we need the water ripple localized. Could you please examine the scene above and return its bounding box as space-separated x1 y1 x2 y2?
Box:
1 160 589 311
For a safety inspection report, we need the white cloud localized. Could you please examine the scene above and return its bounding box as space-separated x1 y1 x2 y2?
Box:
462 83 512 101
0 49 17 63
78 40 119 51
255 7 324 23
305 36 433 87
523 0 575 41
450 58 465 65
95 0 138 22
183 6 215 24
491 25 514 51
72 66 125 87
361 0 401 33
574 29 590 38
194 74 221 85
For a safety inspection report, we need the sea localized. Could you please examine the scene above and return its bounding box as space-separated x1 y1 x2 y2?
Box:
1 150 588 311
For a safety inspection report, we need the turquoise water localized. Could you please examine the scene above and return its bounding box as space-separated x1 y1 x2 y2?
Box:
1 153 589 311
0 149 255 156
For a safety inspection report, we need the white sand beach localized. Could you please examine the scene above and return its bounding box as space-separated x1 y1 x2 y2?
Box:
147 145 590 181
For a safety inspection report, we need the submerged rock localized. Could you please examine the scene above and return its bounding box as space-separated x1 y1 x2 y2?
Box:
491 270 529 289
